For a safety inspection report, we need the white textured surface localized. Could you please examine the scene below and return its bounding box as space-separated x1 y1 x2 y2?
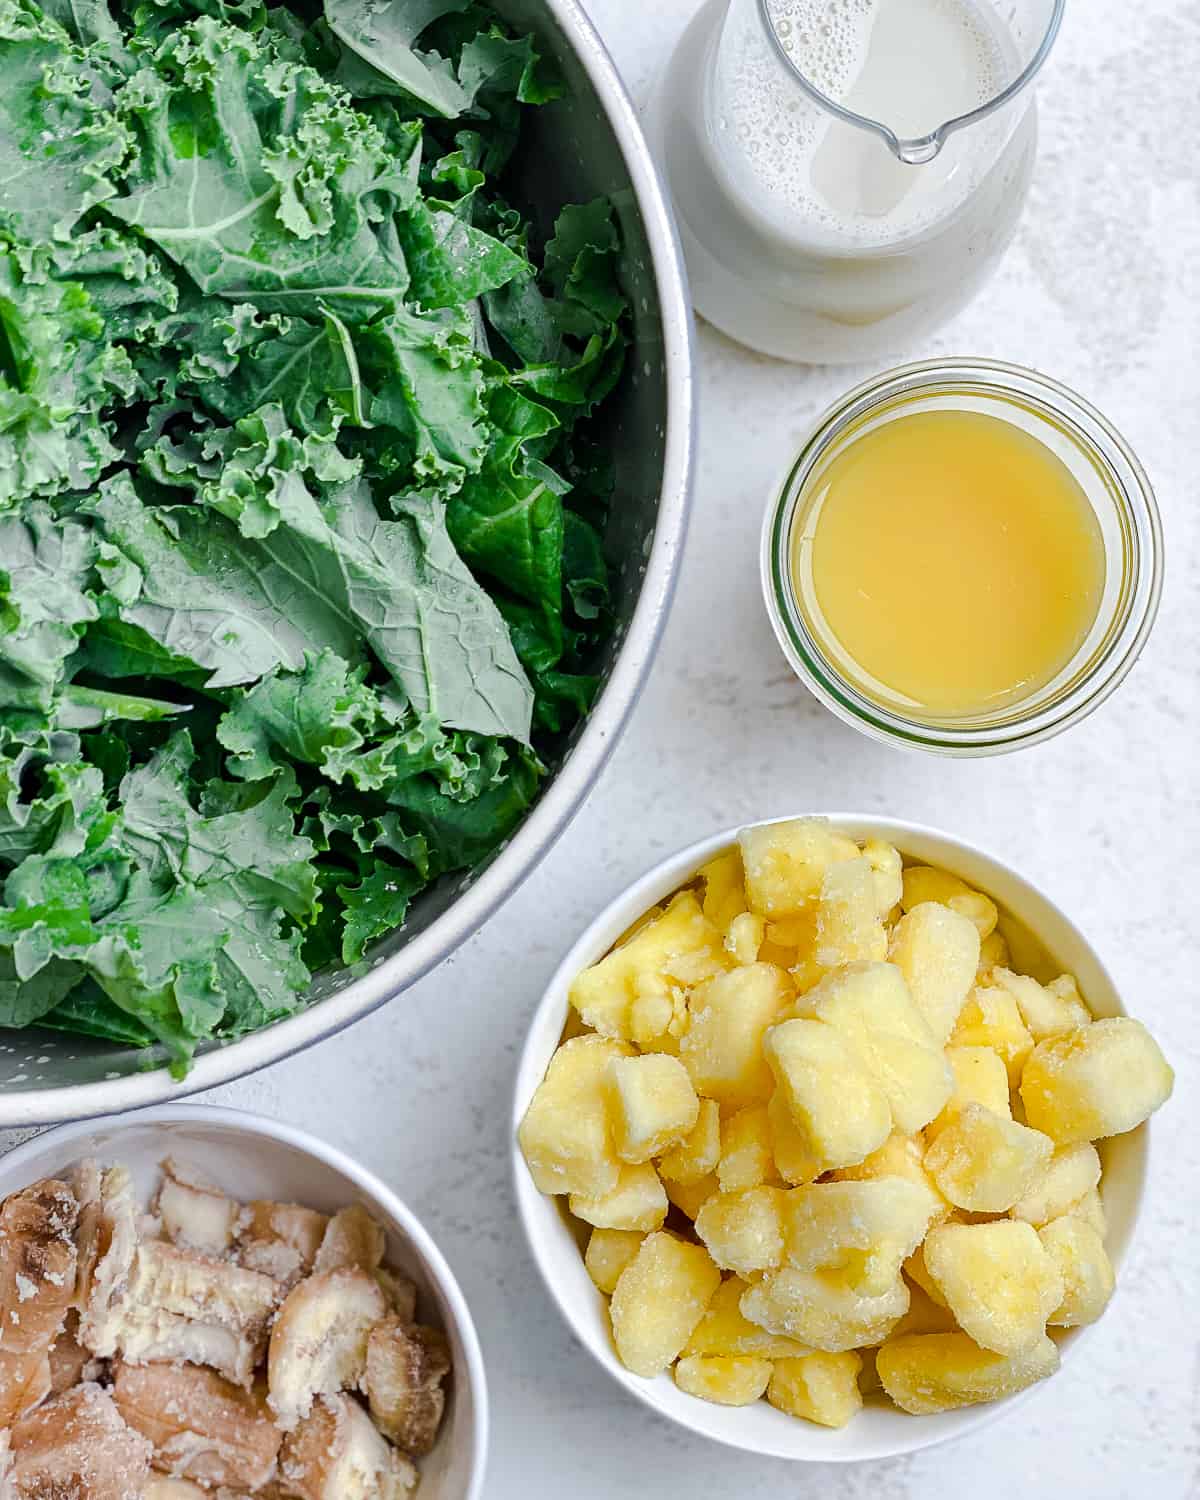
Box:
4 1 1199 1494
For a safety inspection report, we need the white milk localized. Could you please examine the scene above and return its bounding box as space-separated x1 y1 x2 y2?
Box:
649 0 1038 362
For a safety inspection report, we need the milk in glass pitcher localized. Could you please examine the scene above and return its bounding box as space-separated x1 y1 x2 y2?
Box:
650 0 1064 362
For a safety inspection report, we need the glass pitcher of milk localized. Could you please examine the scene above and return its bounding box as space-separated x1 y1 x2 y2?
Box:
650 0 1064 363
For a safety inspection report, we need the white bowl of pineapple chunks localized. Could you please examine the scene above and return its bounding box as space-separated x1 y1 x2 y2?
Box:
513 815 1174 1462
0 1104 488 1498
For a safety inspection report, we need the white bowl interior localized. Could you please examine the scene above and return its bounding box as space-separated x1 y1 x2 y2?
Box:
0 1108 487 1500
512 815 1147 1463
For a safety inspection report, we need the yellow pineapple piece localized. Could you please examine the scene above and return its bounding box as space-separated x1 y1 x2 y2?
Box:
924 1103 1054 1212
975 930 1011 982
629 976 688 1055
609 1233 721 1377
519 1035 631 1196
795 962 952 1135
889 903 981 1043
740 1269 909 1353
570 892 729 1040
1020 1018 1174 1144
923 1221 1063 1355
891 1283 959 1337
1038 1217 1115 1326
684 1278 813 1359
674 1355 772 1406
763 1018 891 1172
658 1099 721 1186
725 911 765 966
946 890 999 939
739 819 842 918
782 1178 936 1295
813 858 888 970
694 1187 786 1277
717 1106 777 1193
1062 1185 1106 1238
901 866 969 911
832 1134 950 1226
929 1045 1011 1139
680 963 793 1109
878 1331 1059 1415
569 1163 667 1232
767 1352 862 1428
665 1174 719 1221
950 986 1034 1087
993 968 1090 1043
767 1090 822 1186
607 1054 699 1164
700 849 748 930
1009 1142 1101 1227
585 1229 645 1295
863 839 903 916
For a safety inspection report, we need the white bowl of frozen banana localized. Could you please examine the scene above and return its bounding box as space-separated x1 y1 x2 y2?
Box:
0 1104 488 1499
512 815 1159 1463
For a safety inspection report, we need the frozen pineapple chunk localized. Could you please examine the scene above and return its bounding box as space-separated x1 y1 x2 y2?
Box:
739 819 842 918
740 1269 908 1353
901 866 969 912
878 1331 1059 1415
680 963 793 1109
519 1035 631 1196
674 1355 772 1406
767 1091 822 1186
813 859 888 970
570 892 728 1039
725 912 765 965
976 930 1010 981
700 850 749 930
665 1174 719 1221
782 1179 935 1295
923 1221 1063 1356
946 890 999 939
684 1278 813 1359
950 986 1034 1086
993 968 1090 1042
767 1351 863 1428
695 1187 786 1277
1038 1217 1115 1326
1020 1018 1174 1144
585 1230 645 1295
863 840 903 916
763 1019 891 1172
629 976 688 1054
658 1100 721 1187
796 963 951 1135
1009 1142 1101 1227
1063 1185 1107 1238
607 1054 699 1164
717 1106 777 1193
889 903 981 1043
609 1233 721 1377
833 1134 950 1226
928 1045 1011 1138
924 1104 1054 1213
569 1163 667 1232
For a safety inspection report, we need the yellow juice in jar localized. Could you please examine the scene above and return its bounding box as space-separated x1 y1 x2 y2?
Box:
791 408 1107 717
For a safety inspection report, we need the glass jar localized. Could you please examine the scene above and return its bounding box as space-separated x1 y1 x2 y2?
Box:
761 360 1163 755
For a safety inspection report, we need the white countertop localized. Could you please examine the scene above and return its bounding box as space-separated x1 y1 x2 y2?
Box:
4 1 1198 1495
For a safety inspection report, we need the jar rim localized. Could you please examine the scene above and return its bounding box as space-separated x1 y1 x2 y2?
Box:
760 358 1164 758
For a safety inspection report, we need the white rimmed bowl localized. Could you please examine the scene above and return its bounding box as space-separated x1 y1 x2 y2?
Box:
0 1105 489 1500
512 814 1148 1463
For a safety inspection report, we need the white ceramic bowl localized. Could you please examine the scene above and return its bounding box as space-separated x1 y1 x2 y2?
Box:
512 814 1148 1463
0 1105 489 1499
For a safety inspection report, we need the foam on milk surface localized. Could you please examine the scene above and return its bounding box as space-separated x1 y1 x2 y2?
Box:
712 0 1014 246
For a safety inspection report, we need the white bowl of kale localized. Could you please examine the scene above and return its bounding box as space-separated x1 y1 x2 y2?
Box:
0 0 693 1121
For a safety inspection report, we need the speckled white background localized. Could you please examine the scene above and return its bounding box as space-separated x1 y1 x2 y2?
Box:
4 0 1199 1494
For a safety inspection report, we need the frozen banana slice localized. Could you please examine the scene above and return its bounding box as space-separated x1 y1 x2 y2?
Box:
48 1310 102 1395
268 1267 388 1430
0 1347 50 1427
365 1317 451 1456
313 1205 387 1276
0 1176 79 1356
277 1394 418 1500
237 1200 329 1290
112 1360 281 1491
374 1266 418 1325
9 1382 153 1500
144 1481 211 1500
156 1160 241 1256
76 1164 140 1358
